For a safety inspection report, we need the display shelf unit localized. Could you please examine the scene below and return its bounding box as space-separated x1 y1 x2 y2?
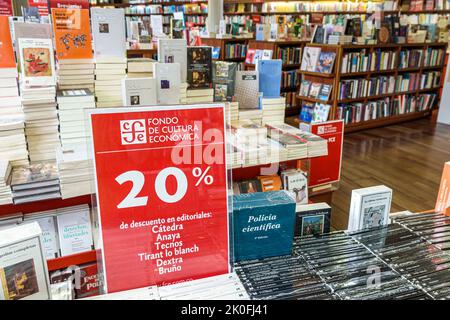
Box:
297 42 448 133
90 1 208 6
200 37 252 62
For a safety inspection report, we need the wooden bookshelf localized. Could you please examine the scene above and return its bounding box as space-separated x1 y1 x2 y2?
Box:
200 37 252 61
297 42 448 132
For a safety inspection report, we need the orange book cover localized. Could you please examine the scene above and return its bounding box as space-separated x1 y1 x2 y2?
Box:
0 16 16 69
435 161 450 216
51 8 93 60
258 175 282 192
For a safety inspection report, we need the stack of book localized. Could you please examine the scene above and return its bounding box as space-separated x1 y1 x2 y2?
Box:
56 145 93 199
21 86 60 162
0 160 13 205
267 123 327 158
225 102 239 125
57 60 95 92
261 97 286 125
238 109 262 125
266 124 308 160
186 88 214 104
0 117 29 166
57 89 96 148
94 58 127 108
83 286 159 300
126 58 154 78
179 83 188 104
10 162 60 204
158 273 249 300
0 212 23 230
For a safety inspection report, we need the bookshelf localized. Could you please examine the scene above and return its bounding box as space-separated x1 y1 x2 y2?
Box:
296 42 448 132
200 37 252 62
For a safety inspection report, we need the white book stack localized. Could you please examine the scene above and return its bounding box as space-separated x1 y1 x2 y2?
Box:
57 59 95 92
126 58 155 78
56 89 95 148
83 286 159 300
0 116 29 166
10 162 60 204
186 88 214 104
158 273 249 300
21 85 60 162
226 132 242 169
94 57 127 108
179 82 188 104
232 121 270 167
266 123 327 158
261 97 285 125
266 124 308 160
0 160 13 205
56 144 93 199
238 109 263 125
225 101 239 126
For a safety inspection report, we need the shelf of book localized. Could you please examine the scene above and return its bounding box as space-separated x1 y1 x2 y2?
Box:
47 250 97 272
91 1 208 6
343 109 432 133
0 195 92 217
298 41 447 131
201 37 253 62
125 12 207 16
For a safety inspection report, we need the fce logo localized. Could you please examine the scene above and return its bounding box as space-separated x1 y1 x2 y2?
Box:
120 119 147 145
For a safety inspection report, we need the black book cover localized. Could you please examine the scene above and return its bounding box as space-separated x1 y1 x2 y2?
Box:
238 179 263 194
295 206 331 237
187 46 212 89
212 61 237 102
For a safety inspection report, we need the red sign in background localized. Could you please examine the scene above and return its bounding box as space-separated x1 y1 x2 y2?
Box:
0 0 13 16
28 0 49 16
48 0 90 9
90 105 229 293
309 120 344 187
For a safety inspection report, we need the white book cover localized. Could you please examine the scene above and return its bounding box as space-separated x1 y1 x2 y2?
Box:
154 63 181 104
0 222 51 300
56 209 93 257
348 185 393 232
24 216 59 259
158 38 187 82
121 77 157 106
300 47 321 72
18 38 56 87
234 70 260 109
91 8 126 60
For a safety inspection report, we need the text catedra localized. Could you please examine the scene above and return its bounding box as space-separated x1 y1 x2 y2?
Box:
152 223 183 233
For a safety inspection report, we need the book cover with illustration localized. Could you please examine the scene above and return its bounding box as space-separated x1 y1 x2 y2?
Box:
212 61 236 102
18 38 56 87
295 203 331 237
51 8 93 60
187 46 212 89
316 51 336 74
300 47 321 72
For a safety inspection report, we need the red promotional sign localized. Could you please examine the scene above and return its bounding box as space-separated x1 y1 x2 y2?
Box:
0 1 13 16
308 120 344 187
28 0 49 16
90 105 229 293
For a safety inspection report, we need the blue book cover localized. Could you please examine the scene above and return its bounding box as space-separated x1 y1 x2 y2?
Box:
257 59 282 98
232 191 296 262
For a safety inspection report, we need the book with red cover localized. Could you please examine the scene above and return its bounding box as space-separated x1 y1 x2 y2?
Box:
75 263 101 299
301 120 344 187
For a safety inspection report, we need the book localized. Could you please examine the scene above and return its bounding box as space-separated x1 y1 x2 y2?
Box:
0 16 16 73
212 61 236 102
281 169 308 204
318 84 332 101
23 213 59 259
348 185 393 232
299 80 311 97
51 8 93 60
121 77 157 106
435 162 450 216
301 47 321 72
295 202 331 237
245 48 256 64
18 38 56 87
312 103 331 123
234 70 260 109
308 83 322 98
56 205 93 257
316 51 336 74
0 222 51 300
91 8 126 60
257 59 282 99
157 38 187 82
187 46 212 89
300 102 314 123
237 179 263 194
232 190 296 262
154 63 181 104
